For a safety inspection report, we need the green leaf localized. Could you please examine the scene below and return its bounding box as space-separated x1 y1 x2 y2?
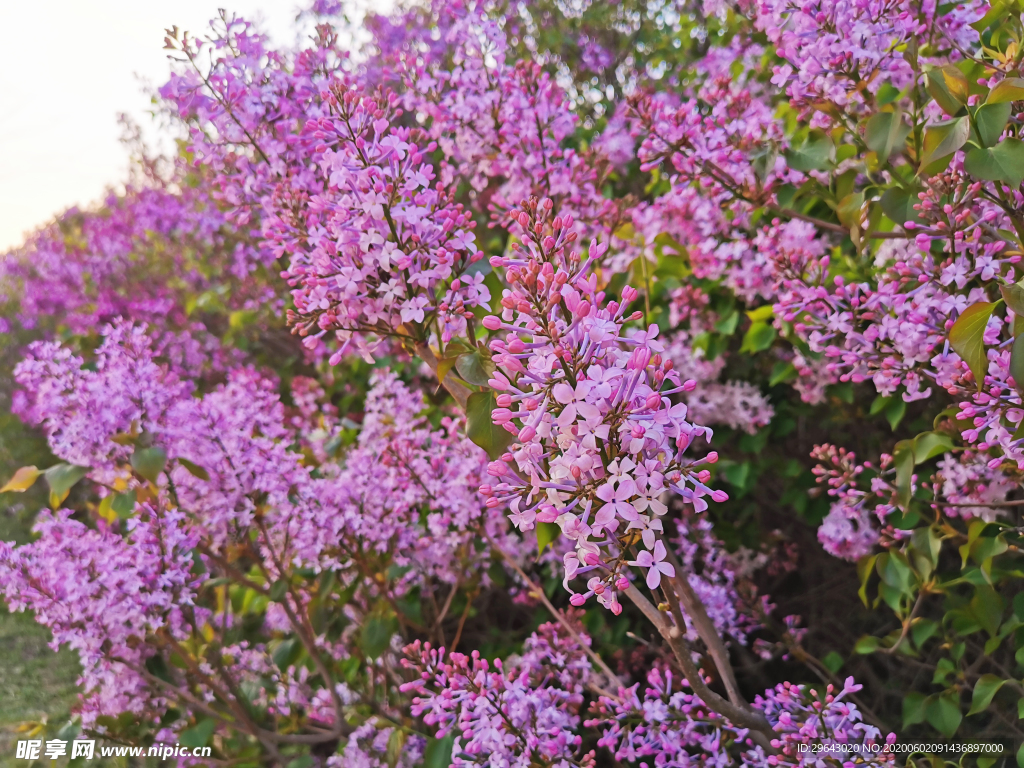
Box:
272 638 301 670
926 691 963 737
131 446 167 483
740 322 776 353
903 691 929 728
179 718 216 748
269 580 288 602
44 463 90 507
769 361 797 386
968 674 1007 715
714 310 739 335
436 356 458 385
926 65 970 114
360 610 398 659
178 457 210 481
975 102 1013 147
455 349 496 387
885 398 907 430
988 76 1024 104
920 117 970 167
111 490 136 519
964 139 1024 186
287 757 314 768
854 635 880 654
879 187 922 226
857 554 878 606
784 131 834 171
864 111 910 163
893 444 915 510
913 432 953 463
466 391 515 460
536 521 560 554
423 736 456 768
836 192 865 229
949 301 997 390
822 651 844 674
1001 282 1024 316
0 466 43 494
1016 741 1024 768
1011 334 1024 392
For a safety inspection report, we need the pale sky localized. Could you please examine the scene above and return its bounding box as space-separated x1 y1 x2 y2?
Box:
0 1 357 251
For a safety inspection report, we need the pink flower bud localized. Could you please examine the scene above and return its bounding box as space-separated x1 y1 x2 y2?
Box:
518 425 536 442
683 379 697 392
495 394 512 407
646 393 662 410
482 316 501 330
479 484 493 496
616 576 629 591
706 451 718 463
584 551 601 565
569 593 587 606
711 490 729 503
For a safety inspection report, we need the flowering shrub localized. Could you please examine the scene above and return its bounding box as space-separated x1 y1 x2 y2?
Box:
4 0 1024 765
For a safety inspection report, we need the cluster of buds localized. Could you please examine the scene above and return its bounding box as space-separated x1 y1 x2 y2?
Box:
478 197 726 611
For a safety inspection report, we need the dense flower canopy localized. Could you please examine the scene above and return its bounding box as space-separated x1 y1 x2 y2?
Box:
2 0 1024 765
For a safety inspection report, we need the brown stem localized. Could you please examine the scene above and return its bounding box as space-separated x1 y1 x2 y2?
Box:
620 582 778 752
663 548 746 708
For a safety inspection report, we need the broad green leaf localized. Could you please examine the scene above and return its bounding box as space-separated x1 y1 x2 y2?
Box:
360 610 398 659
893 444 915 509
466 390 515 460
903 691 929 728
746 305 774 322
536 521 560 554
435 356 458 385
178 457 210 481
0 466 43 494
885 398 906 430
1001 282 1024 316
769 361 797 386
784 132 834 172
822 651 843 674
740 322 776 353
1012 333 1024 391
1017 742 1024 768
920 117 970 167
854 635 880 654
988 76 1024 104
131 446 167 483
949 301 997 390
272 638 301 669
269 579 289 602
836 192 864 229
879 187 922 225
913 432 953 463
44 463 90 507
456 349 496 387
926 66 969 114
965 138 1024 186
926 691 963 737
975 102 1013 147
864 110 910 163
423 736 455 768
179 718 216 749
111 490 136 519
968 674 1007 715
870 394 892 416
857 554 878 607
